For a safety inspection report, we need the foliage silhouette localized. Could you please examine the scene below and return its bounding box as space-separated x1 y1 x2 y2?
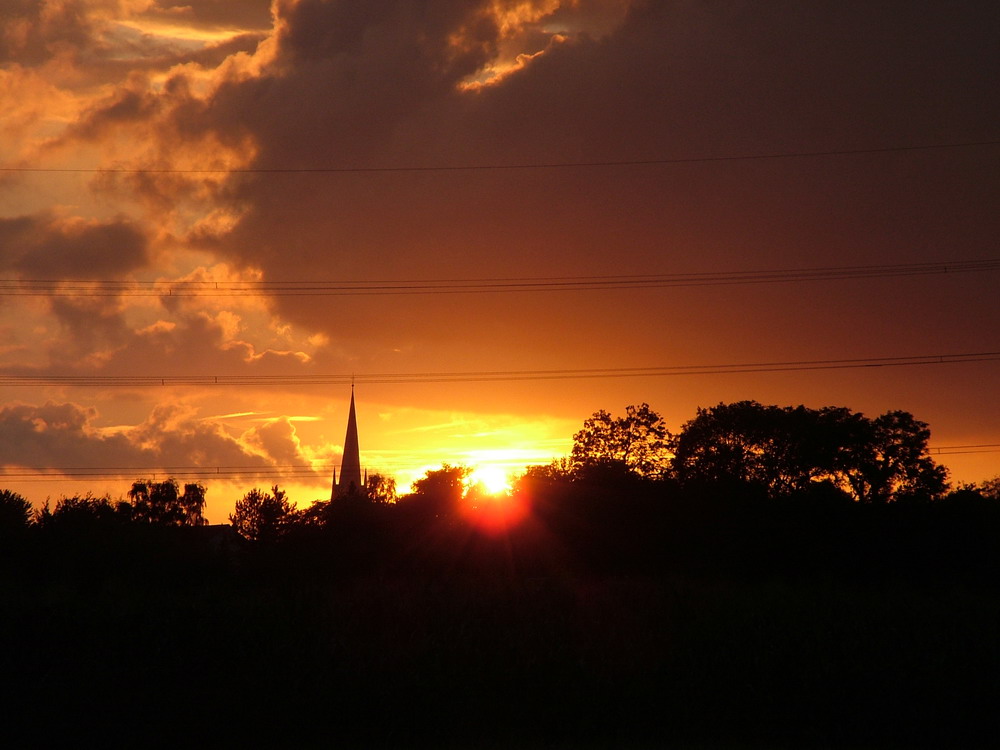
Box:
34 493 132 530
671 401 948 502
843 409 949 503
128 478 207 526
978 475 1000 501
0 489 32 562
230 485 296 542
364 471 398 504
571 403 672 479
519 456 575 482
401 463 472 517
0 488 32 533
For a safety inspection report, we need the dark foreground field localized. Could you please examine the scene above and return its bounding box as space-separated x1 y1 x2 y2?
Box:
3 499 999 748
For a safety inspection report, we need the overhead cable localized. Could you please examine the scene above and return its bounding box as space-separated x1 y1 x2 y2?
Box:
3 258 998 297
4 445 1000 481
2 139 998 175
0 465 327 481
2 351 998 388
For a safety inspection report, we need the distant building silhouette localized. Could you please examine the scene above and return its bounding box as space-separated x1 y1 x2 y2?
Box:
332 385 364 499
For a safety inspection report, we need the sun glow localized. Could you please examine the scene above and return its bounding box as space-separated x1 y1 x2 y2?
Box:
469 464 513 495
463 464 529 536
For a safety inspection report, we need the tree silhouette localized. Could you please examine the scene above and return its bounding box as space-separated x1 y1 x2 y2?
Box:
839 410 948 503
35 493 132 529
571 403 671 479
411 464 470 498
519 457 574 483
671 402 838 492
979 476 1000 501
230 485 296 542
365 473 398 504
672 401 948 503
403 464 472 517
128 478 207 526
0 489 32 536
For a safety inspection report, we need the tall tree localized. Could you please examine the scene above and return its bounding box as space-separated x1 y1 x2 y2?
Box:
571 403 672 479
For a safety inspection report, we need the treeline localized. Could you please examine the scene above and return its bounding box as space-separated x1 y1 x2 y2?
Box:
3 401 1000 747
561 400 954 502
227 399 1000 582
4 400 998 583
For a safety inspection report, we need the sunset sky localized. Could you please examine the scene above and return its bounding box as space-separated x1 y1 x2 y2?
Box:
2 0 998 522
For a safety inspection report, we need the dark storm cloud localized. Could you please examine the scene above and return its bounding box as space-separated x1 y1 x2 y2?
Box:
24 1 995 371
145 0 511 281
171 0 997 361
0 213 148 278
214 0 499 170
0 0 94 66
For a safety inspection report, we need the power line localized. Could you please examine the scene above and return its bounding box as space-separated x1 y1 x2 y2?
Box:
0 463 420 483
2 351 998 388
4 445 999 482
2 139 998 175
0 465 329 481
3 258 998 297
931 443 1000 456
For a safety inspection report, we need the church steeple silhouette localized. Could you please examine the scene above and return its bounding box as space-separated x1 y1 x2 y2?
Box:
333 384 363 498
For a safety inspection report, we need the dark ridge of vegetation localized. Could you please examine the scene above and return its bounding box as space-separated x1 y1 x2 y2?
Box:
2 402 999 747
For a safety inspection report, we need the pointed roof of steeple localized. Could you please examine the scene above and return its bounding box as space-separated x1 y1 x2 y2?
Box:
336 384 362 496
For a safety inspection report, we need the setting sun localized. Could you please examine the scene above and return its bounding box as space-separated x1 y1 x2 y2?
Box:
469 464 513 495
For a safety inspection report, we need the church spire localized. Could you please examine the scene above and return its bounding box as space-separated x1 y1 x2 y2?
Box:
334 384 363 498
